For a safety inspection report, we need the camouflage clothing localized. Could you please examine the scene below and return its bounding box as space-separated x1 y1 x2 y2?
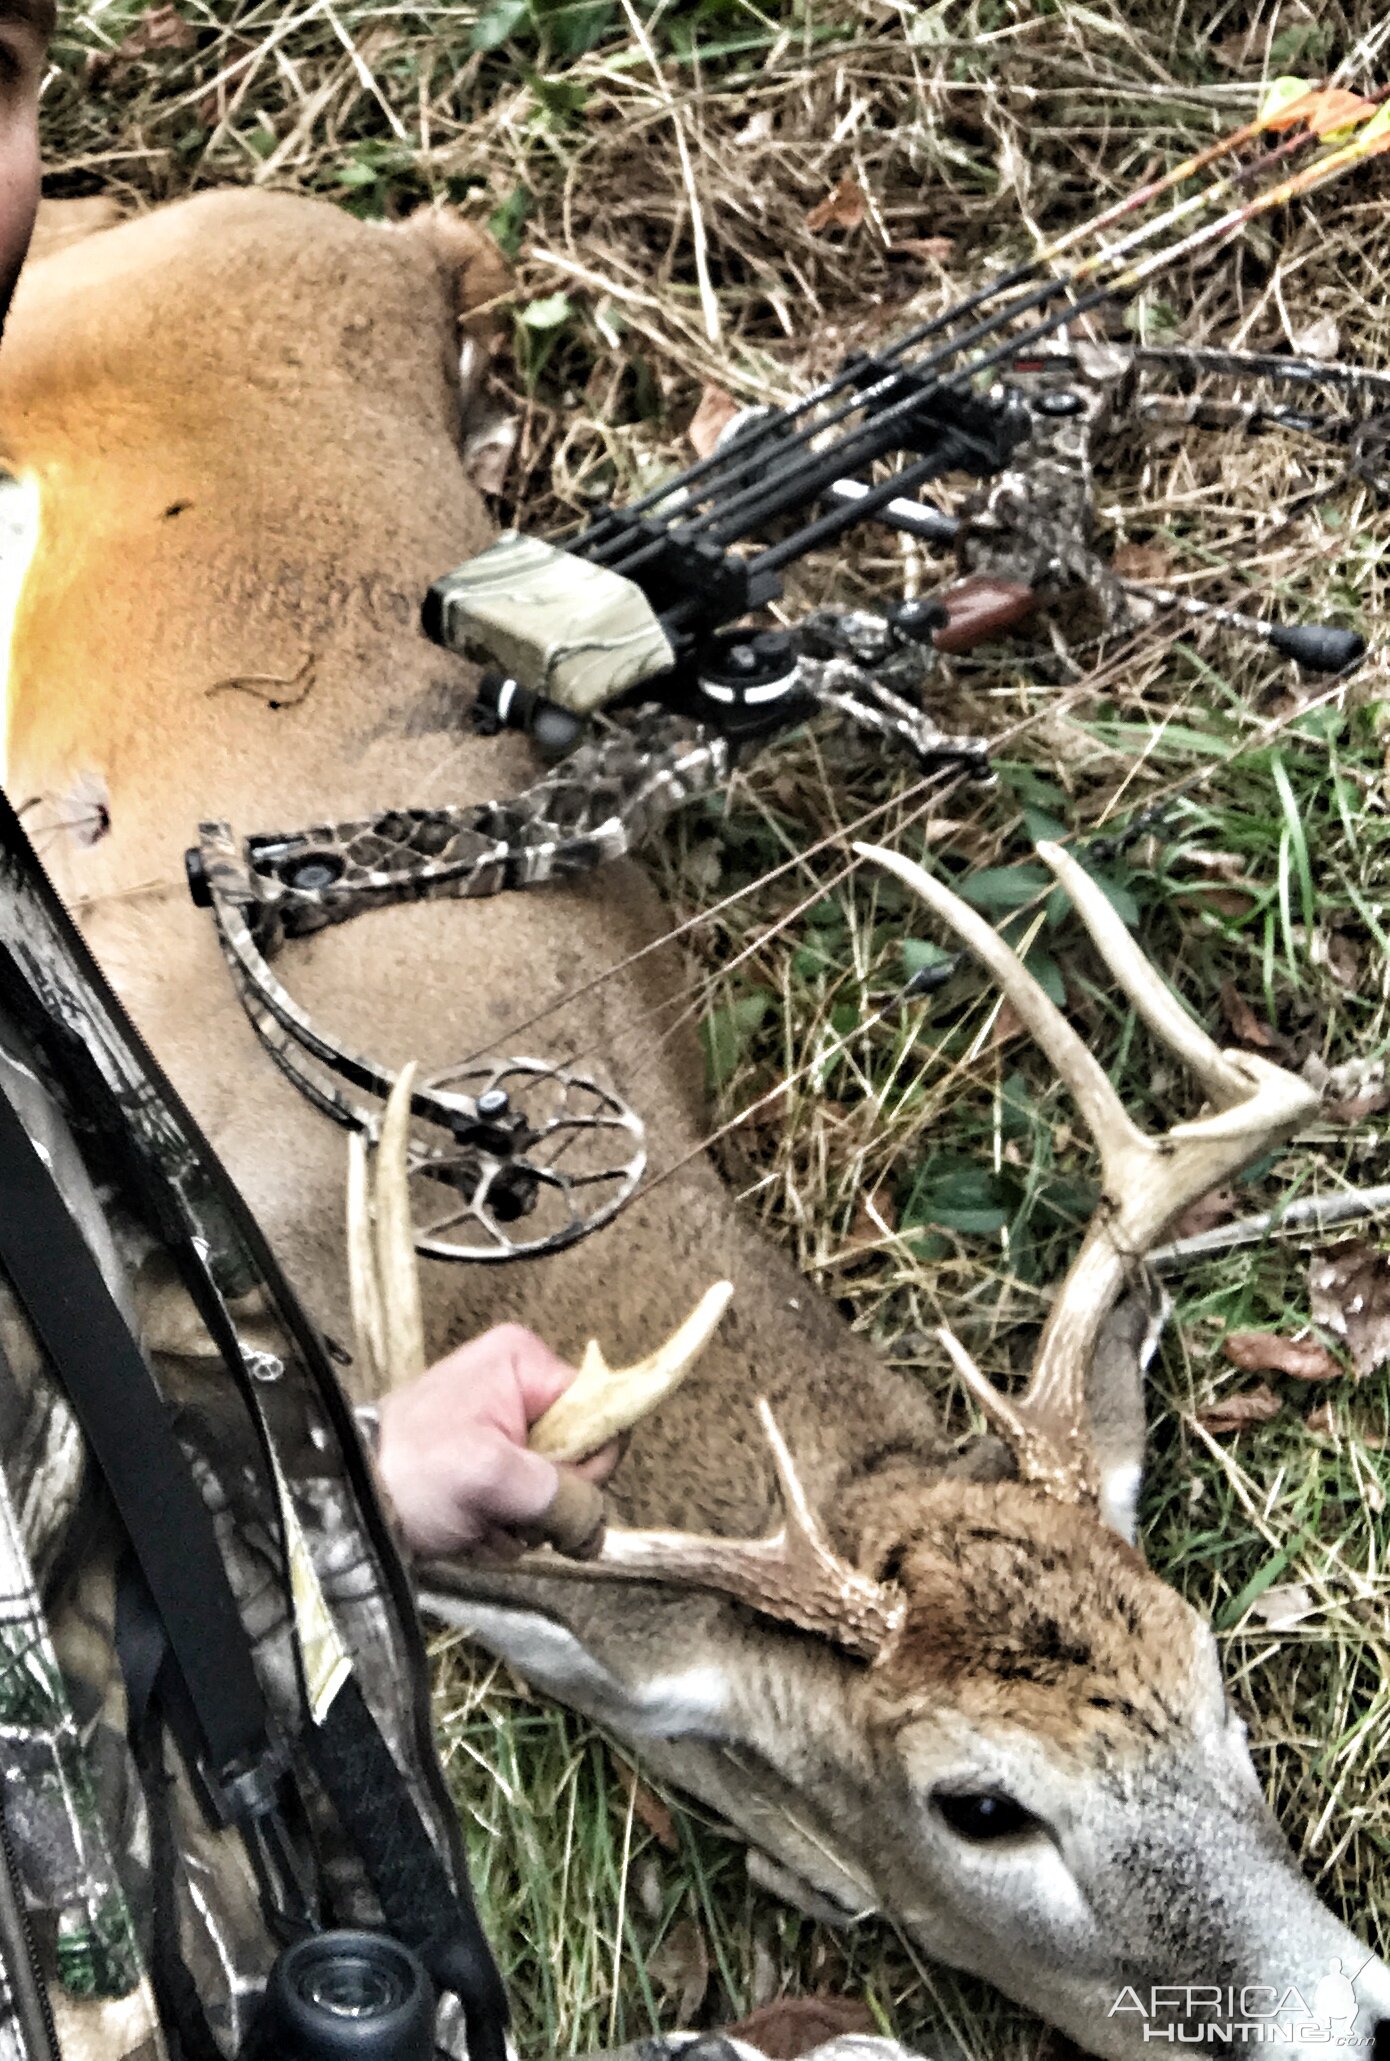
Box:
0 797 931 2061
0 793 491 2061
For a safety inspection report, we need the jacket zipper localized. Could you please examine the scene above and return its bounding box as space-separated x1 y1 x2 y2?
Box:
0 1803 61 2061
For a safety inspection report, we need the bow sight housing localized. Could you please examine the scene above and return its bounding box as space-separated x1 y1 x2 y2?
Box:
423 367 1028 755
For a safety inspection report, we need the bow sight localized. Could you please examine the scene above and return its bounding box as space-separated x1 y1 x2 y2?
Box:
422 79 1390 758
191 76 1390 1265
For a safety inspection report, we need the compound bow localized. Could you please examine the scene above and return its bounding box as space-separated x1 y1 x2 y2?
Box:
190 75 1390 1262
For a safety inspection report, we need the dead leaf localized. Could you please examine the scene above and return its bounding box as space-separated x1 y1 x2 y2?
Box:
688 383 739 459
1249 1582 1316 1630
806 176 867 234
88 3 195 79
1310 926 1364 992
989 997 1025 1049
1212 31 1254 66
886 237 955 265
1292 313 1340 362
1305 1400 1336 1437
1182 850 1255 885
1317 1054 1388 1124
647 1918 710 2021
1309 1241 1390 1379
844 1187 897 1252
1326 1088 1390 1124
1222 1332 1342 1383
1168 1186 1239 1243
1112 540 1173 582
727 1996 876 2059
1219 980 1281 1053
1200 888 1260 919
1196 1384 1282 1435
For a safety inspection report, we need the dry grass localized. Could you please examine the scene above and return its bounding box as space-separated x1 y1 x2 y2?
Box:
38 1 1390 2056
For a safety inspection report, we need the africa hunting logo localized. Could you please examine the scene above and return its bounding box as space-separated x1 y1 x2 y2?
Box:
1109 1964 1373 2046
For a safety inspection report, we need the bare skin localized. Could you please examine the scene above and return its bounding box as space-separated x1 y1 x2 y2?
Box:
0 1 601 1560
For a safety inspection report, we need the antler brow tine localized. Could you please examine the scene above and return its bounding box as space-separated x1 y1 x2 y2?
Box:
529 1280 735 1463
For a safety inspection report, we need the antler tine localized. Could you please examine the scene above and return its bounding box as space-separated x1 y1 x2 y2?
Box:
856 840 1320 1505
854 842 1149 1186
529 1281 735 1463
376 1064 427 1389
1035 842 1250 1110
427 1398 905 1664
346 1129 387 1394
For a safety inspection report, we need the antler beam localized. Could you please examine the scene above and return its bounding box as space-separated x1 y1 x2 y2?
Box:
856 839 1319 1502
424 1398 905 1664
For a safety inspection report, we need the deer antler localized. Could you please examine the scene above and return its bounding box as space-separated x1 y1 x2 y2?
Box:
348 1063 427 1393
424 1396 905 1664
353 1086 902 1661
856 839 1319 1503
529 1280 735 1463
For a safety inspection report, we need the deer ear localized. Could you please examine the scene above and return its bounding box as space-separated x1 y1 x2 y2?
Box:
394 207 512 352
1086 1282 1169 1544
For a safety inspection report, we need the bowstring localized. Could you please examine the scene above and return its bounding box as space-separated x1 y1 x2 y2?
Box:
629 656 1369 1207
491 609 1184 1104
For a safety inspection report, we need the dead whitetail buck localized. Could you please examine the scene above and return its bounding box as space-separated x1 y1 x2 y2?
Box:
354 840 1390 2061
9 195 1386 2061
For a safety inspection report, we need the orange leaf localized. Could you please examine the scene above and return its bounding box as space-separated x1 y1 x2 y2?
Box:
806 176 867 233
727 1997 876 2060
1263 87 1375 135
1304 89 1378 137
1222 1332 1341 1383
687 383 739 459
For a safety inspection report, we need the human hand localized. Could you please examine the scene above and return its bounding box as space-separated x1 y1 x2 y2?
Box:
375 1322 620 1558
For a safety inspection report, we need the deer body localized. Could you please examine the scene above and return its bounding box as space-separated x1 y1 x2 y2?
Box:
2 189 1386 2061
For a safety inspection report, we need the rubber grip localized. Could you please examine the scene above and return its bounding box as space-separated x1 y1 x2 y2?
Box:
1267 622 1367 674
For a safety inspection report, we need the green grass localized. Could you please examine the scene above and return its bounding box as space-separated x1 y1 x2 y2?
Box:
36 2 1390 2055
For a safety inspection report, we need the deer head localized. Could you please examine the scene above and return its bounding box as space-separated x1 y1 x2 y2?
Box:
412 840 1388 2060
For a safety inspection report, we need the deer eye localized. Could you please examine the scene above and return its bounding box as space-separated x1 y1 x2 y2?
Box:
933 1790 1041 1843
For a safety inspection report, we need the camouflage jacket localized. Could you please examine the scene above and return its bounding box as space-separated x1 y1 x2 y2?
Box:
0 793 492 2061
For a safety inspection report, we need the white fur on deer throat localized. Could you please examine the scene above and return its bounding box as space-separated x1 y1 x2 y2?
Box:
418 1595 734 1742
